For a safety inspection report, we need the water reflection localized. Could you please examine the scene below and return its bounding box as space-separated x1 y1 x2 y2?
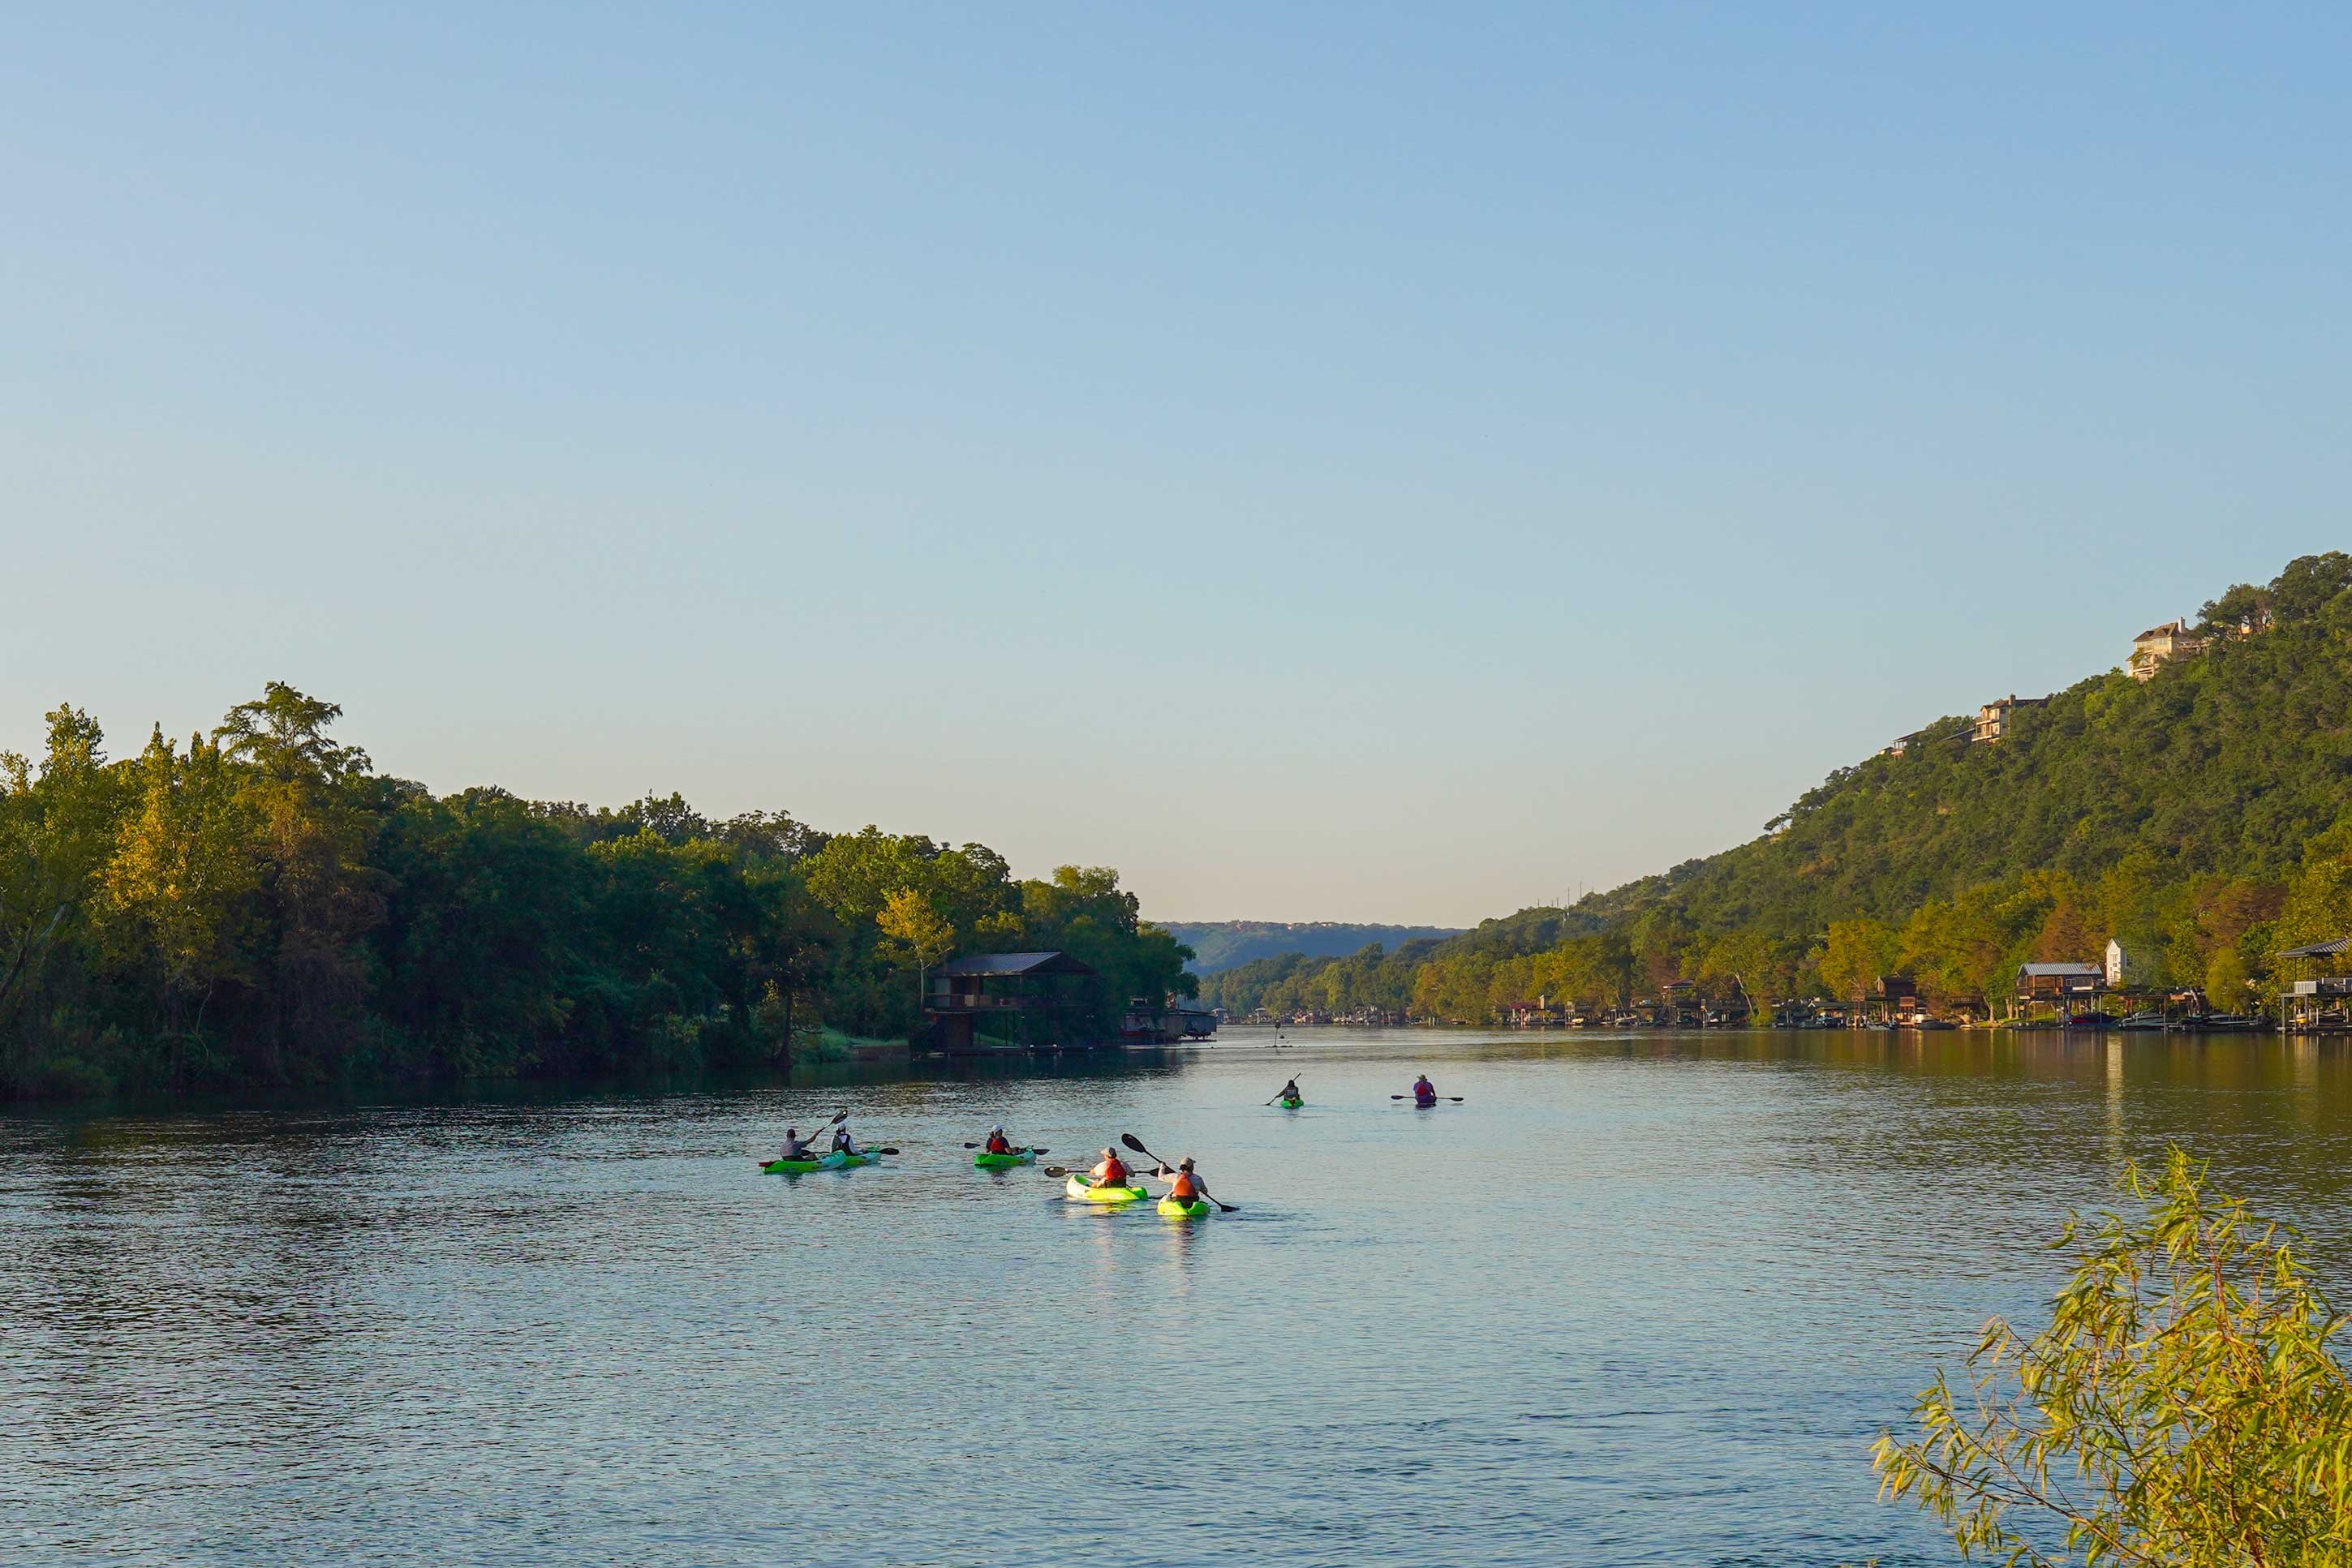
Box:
5 1029 2349 1566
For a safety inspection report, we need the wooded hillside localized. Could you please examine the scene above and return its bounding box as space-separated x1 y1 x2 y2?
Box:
1241 552 2352 1020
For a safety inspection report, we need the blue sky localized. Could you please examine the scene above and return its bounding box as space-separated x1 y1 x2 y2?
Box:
5 3 2346 924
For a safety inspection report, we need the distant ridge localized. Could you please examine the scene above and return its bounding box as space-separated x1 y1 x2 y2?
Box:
1161 920 1465 976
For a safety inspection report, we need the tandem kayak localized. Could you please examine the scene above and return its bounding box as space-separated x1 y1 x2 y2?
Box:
974 1149 1036 1169
1278 1097 1303 1108
1158 1197 1211 1219
1065 1175 1149 1204
763 1151 879 1174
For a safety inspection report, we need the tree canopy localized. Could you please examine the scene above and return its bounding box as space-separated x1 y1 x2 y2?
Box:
1 688 1192 1098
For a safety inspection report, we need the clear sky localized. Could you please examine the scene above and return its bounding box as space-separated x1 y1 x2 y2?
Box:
5 4 2346 926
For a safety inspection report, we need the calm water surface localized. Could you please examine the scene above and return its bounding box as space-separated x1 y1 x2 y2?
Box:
7 1029 2352 1566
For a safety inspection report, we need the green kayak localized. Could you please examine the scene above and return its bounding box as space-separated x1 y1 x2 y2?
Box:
763 1150 879 1174
1158 1196 1212 1219
1278 1096 1303 1108
974 1149 1035 1169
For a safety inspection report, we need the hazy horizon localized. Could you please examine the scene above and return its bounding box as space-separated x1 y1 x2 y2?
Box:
8 4 2347 924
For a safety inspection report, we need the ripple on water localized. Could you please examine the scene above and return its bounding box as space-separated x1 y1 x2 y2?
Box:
5 1029 2350 1566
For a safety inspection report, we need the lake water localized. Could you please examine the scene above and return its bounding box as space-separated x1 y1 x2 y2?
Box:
6 1028 2351 1567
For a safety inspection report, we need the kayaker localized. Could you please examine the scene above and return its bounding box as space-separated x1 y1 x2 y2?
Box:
983 1125 1015 1156
1089 1146 1132 1189
777 1127 813 1161
1411 1073 1437 1106
1153 1157 1213 1209
833 1123 863 1157
1277 1078 1301 1102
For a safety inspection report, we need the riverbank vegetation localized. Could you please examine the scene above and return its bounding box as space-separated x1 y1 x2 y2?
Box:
1208 552 2352 1024
0 685 1191 1099
1873 1150 2352 1564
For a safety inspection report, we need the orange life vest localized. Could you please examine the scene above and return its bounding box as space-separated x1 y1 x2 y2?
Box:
1168 1171 1200 1201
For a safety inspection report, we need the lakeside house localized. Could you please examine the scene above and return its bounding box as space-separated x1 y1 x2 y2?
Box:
1871 973 1919 1025
1500 995 1571 1028
2127 618 2205 681
2016 961 2105 1016
923 951 1100 1053
1971 694 2045 745
2276 937 2352 1035
1120 998 1219 1043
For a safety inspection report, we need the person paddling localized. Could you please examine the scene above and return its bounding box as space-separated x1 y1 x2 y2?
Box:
776 1126 813 1162
833 1122 863 1157
1153 1156 1215 1209
983 1124 1016 1156
1411 1073 1438 1106
1277 1078 1301 1103
1089 1145 1133 1190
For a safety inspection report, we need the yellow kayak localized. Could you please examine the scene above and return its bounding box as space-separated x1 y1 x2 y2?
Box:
1064 1175 1148 1204
1158 1196 1211 1219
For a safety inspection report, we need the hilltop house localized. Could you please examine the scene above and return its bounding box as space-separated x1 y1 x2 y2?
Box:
2128 619 2205 681
1971 694 2046 745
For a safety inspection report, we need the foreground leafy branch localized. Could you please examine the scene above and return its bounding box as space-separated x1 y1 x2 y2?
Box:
1873 1149 2352 1565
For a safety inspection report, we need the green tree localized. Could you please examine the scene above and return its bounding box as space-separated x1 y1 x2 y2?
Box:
213 683 384 1077
2277 813 2352 949
876 887 955 1009
99 727 257 1047
0 705 122 1033
1873 1150 2352 1565
1819 918 1900 1003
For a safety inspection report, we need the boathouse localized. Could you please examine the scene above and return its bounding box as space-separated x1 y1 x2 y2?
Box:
922 951 1100 1053
2015 962 2104 1017
2275 937 2352 1035
1869 974 1920 1025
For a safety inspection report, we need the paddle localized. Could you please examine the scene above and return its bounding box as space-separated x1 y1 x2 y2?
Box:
1120 1133 1236 1213
1391 1093 1464 1102
961 1143 1048 1154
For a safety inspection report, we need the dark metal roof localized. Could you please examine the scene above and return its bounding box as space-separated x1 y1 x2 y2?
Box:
936 951 1098 977
2279 937 2352 960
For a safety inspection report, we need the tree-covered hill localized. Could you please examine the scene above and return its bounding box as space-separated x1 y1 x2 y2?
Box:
1159 920 1464 976
1249 552 2352 1020
1579 552 2352 937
